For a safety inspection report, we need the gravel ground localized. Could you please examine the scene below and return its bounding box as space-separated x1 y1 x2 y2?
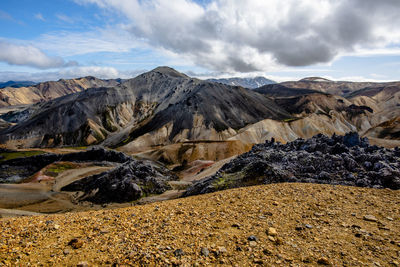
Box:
0 183 399 266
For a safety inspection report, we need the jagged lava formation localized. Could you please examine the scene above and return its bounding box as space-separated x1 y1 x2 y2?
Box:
185 133 400 196
0 148 176 203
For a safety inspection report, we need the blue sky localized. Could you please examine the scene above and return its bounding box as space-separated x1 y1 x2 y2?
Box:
1 0 400 82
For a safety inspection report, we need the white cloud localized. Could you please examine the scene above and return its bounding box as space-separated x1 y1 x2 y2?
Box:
59 66 120 79
56 14 75 24
35 27 139 57
0 10 13 21
0 40 77 69
34 13 45 21
348 47 400 57
0 67 144 82
0 9 24 25
75 0 400 73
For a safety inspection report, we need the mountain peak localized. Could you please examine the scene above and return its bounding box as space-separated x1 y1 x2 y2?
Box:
151 66 188 78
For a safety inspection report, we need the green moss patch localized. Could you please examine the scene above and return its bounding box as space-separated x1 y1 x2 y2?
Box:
0 151 46 162
43 162 79 177
212 172 244 190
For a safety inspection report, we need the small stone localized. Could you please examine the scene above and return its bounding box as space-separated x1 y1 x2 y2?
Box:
173 249 184 257
254 259 264 264
248 235 258 241
77 261 89 267
263 248 272 255
231 223 241 229
249 241 257 247
275 237 283 245
317 257 330 265
267 227 277 236
387 217 394 221
268 235 276 242
200 247 209 257
363 215 378 222
68 239 83 249
305 224 313 229
63 249 70 255
218 246 227 254
272 201 279 206
54 224 60 230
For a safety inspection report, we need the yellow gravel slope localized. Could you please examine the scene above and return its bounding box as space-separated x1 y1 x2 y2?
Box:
1 183 399 266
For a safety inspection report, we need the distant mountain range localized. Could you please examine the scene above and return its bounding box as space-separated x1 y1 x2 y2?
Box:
0 81 36 89
207 76 275 89
0 67 289 149
0 77 120 107
0 69 399 153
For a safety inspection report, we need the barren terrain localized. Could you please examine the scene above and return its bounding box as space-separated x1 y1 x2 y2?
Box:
1 183 399 266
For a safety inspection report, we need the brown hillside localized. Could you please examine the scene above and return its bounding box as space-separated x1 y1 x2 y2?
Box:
1 183 399 266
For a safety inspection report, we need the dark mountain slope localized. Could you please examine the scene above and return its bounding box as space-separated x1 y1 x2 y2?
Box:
365 117 400 140
254 84 322 98
123 81 289 145
346 84 400 100
0 67 291 148
280 79 400 97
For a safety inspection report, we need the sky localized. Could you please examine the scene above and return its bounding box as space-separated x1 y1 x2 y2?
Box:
1 0 400 82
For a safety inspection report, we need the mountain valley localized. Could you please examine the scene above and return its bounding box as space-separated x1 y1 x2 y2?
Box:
0 67 399 216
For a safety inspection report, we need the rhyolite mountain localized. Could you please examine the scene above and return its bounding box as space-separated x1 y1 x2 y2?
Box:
276 77 400 97
0 67 399 151
0 67 290 149
207 76 275 89
245 79 400 146
0 76 121 107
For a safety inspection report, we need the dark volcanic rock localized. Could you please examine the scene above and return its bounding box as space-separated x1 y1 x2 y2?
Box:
184 133 400 196
0 153 61 183
0 147 176 203
59 148 131 163
0 148 130 183
62 159 176 203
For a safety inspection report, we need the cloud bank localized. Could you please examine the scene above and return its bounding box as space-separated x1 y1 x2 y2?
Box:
76 0 400 72
0 41 77 69
0 66 144 82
